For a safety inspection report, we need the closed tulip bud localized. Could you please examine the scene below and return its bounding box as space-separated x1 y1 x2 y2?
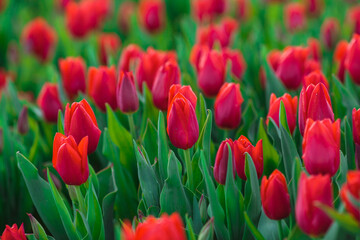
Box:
198 49 225 97
52 133 89 185
302 119 340 176
307 38 321 61
59 57 87 99
118 44 143 73
267 50 282 72
66 2 91 38
214 83 244 129
152 60 181 111
334 40 348 83
298 83 334 135
304 59 321 76
1 224 26 240
296 173 333 236
117 71 139 114
18 107 29 135
352 108 360 168
261 170 291 220
321 18 340 50
167 91 199 149
345 34 360 85
167 84 197 113
284 3 306 32
223 49 247 80
88 66 117 111
139 0 165 33
214 139 234 185
117 1 136 33
304 0 323 17
276 47 308 90
98 33 121 65
348 6 360 35
233 136 263 180
37 83 63 123
266 93 298 134
340 171 360 222
303 70 329 89
64 99 101 154
22 18 57 63
0 69 7 95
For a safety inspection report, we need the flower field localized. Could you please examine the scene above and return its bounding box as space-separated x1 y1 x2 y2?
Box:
0 0 360 239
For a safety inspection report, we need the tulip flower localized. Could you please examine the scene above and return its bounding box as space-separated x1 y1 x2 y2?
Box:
98 33 121 65
266 93 298 134
302 119 340 176
167 84 197 113
340 171 360 222
88 66 117 111
59 57 87 99
345 34 360 85
352 108 360 168
65 2 91 38
214 139 234 185
117 71 139 114
83 0 111 31
190 44 209 72
267 50 282 72
284 3 306 32
298 82 334 135
348 6 360 35
307 38 321 61
1 224 26 240
192 0 214 23
233 136 263 180
261 170 291 220
236 0 250 21
21 18 57 63
152 60 181 111
64 99 101 154
139 0 165 33
214 83 244 129
296 173 333 236
223 48 247 80
117 1 136 34
118 44 143 73
304 0 323 17
303 70 329 89
37 83 63 123
198 49 225 97
334 40 348 82
321 18 340 50
220 17 238 47
304 59 321 76
52 133 89 185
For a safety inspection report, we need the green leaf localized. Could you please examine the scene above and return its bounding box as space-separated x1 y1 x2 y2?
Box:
86 181 105 240
140 85 159 136
287 225 311 240
57 110 64 135
158 112 169 184
332 75 359 111
28 214 49 240
141 120 158 165
197 110 213 168
279 101 290 135
345 117 356 170
74 210 91 240
196 93 208 134
185 216 196 240
336 152 348 187
243 212 265 240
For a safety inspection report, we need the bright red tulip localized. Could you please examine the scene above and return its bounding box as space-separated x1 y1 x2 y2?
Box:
266 93 298 134
59 57 87 99
21 18 57 63
117 71 139 114
98 33 121 65
118 44 143 73
348 6 360 35
261 170 291 220
167 84 197 114
214 139 234 185
298 82 334 135
139 0 165 33
267 50 282 72
52 133 89 186
192 0 214 23
211 0 227 15
321 18 340 50
284 3 306 32
37 83 63 123
83 0 111 31
334 40 348 82
352 108 360 168
117 1 136 33
303 70 329 89
296 173 333 236
1 224 26 240
64 99 101 154
65 2 91 38
340 171 360 223
307 38 321 61
304 0 323 17
214 83 244 129
345 34 360 85
223 48 247 80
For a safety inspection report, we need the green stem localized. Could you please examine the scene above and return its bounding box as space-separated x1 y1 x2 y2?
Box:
128 114 136 140
278 220 284 240
75 186 86 214
184 149 193 192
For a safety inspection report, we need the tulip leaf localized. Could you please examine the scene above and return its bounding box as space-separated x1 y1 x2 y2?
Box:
28 213 50 240
279 101 291 135
57 110 64 135
74 210 91 240
86 181 105 240
287 225 311 240
141 120 158 165
158 111 169 184
243 212 265 240
196 93 207 134
332 75 359 111
140 85 159 136
345 117 356 170
197 110 213 168
185 216 196 240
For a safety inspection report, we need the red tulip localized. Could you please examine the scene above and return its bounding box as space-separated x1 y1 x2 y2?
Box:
21 18 57 63
59 57 87 99
304 0 323 17
307 38 321 61
37 83 63 123
192 0 214 23
223 48 247 80
334 40 348 82
167 84 197 114
64 99 101 154
233 136 263 180
261 170 291 220
236 0 250 21
88 66 117 111
298 82 334 135
267 50 282 72
1 224 26 240
190 44 209 72
98 33 121 65
321 18 340 50
52 133 89 185
0 69 8 96
345 34 360 85
139 0 165 33
348 6 360 35
214 83 244 129
303 70 329 89
83 0 111 30
214 139 234 185
296 173 333 236
266 93 298 134
65 2 91 38
340 171 360 222
352 108 360 168
117 71 139 114
304 59 321 76
210 0 227 15
284 3 306 32
197 49 225 97
152 60 181 111
117 1 136 33
118 44 143 73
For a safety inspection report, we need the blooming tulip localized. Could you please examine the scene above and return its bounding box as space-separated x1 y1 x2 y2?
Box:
223 48 247 80
117 71 139 114
37 83 63 123
139 0 165 33
303 70 329 89
118 44 143 73
214 83 243 129
59 57 87 99
296 173 333 236
1 224 26 240
0 69 8 95
345 34 360 85
352 108 360 168
261 170 291 220
214 139 234 185
192 0 214 23
52 133 89 185
321 18 340 50
307 38 321 61
340 171 360 222
284 3 306 32
334 40 348 82
98 33 121 65
211 0 227 15
64 99 101 154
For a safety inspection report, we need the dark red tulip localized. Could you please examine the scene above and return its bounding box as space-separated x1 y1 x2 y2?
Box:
340 171 360 223
334 40 348 83
223 48 247 80
65 99 101 154
220 17 238 47
117 1 136 33
284 3 306 32
0 69 8 96
348 6 360 35
139 0 165 33
352 108 360 168
1 224 26 240
261 170 291 220
37 83 63 123
65 2 91 38
345 34 360 85
214 83 243 129
210 0 227 15
267 50 282 72
304 0 323 17
59 57 87 99
167 84 197 114
117 71 139 114
118 44 143 73
52 132 89 185
303 70 329 89
98 33 121 65
296 173 333 236
214 139 234 185
321 18 340 50
307 38 321 61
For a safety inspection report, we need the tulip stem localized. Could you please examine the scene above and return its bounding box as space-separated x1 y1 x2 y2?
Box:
128 114 136 139
184 149 194 192
75 186 86 214
278 221 284 240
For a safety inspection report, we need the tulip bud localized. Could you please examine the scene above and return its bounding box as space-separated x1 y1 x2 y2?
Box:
98 33 121 65
1 224 26 240
223 48 247 80
37 83 63 123
302 119 340 176
266 93 298 134
307 38 321 62
321 18 340 50
167 84 197 113
352 108 360 168
59 57 87 99
65 2 91 38
340 171 360 223
64 99 101 154
296 173 333 236
214 83 244 129
334 40 348 83
261 170 291 220
198 218 215 240
233 136 263 180
214 139 234 185
118 44 143 73
152 60 181 110
139 0 165 33
348 6 360 35
52 133 89 185
18 107 29 135
220 17 238 47
303 70 329 89
298 82 334 135
88 66 117 111
267 50 282 72
117 1 136 34
21 18 57 63
284 3 306 32
304 0 323 17
345 34 360 85
117 71 139 114
198 49 225 97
